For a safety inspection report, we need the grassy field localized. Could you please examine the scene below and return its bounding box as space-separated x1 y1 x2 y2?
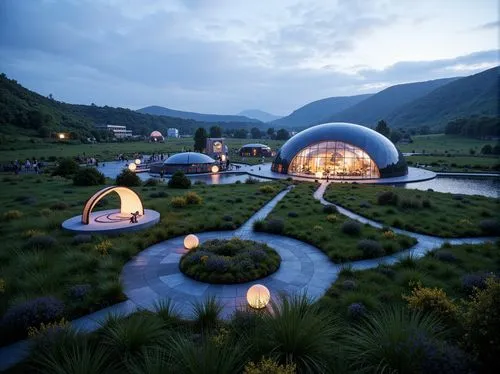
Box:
325 183 500 237
0 173 285 346
397 134 496 154
406 154 499 172
322 241 500 317
0 138 285 165
256 183 417 262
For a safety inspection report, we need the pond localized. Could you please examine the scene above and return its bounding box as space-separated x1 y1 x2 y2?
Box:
399 176 499 198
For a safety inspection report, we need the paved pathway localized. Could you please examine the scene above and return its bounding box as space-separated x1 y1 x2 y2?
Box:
0 183 497 371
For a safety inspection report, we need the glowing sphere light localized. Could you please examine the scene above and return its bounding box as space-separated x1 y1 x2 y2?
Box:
247 284 270 309
128 163 137 171
221 154 227 162
184 234 199 250
58 133 65 139
135 158 141 165
211 165 220 173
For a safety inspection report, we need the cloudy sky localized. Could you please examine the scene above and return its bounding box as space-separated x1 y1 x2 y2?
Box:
0 0 498 116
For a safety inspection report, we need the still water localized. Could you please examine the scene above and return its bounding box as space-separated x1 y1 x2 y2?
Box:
398 176 499 198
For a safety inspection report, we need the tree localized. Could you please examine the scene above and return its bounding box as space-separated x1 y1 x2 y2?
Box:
481 144 493 155
209 125 222 138
276 128 289 140
193 127 207 152
375 120 390 138
267 128 275 136
390 130 402 143
234 129 248 138
250 127 262 139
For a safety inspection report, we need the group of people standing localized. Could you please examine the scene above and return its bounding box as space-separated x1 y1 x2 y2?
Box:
4 158 43 174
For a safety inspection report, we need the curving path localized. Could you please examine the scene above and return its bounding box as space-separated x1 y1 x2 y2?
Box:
0 183 496 371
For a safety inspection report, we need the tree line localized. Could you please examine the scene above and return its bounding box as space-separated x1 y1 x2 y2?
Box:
444 116 499 139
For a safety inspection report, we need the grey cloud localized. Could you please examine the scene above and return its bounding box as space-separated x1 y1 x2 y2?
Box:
475 20 500 30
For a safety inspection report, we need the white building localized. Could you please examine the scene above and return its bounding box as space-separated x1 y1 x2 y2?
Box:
167 128 179 138
94 124 133 139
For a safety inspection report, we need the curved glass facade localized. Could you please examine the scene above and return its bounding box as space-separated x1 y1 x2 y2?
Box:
272 122 407 179
289 141 380 178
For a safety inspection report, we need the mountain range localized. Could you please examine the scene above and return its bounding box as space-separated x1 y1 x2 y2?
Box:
137 105 261 123
237 109 282 122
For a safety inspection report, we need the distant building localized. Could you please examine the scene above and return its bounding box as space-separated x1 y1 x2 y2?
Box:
95 124 133 139
239 143 273 157
167 128 179 138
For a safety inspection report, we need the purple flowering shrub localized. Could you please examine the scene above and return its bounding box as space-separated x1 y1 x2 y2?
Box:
347 302 366 319
180 238 280 284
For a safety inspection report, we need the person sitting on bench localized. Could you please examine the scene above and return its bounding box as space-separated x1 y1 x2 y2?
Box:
130 211 140 223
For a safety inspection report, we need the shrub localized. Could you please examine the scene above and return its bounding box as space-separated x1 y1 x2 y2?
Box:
259 185 276 194
266 219 285 234
461 272 491 295
435 251 457 263
72 234 92 245
462 277 500 368
0 278 5 294
144 178 158 186
326 214 339 223
171 196 188 208
479 219 500 235
94 239 112 255
1 296 65 333
341 220 361 236
168 170 191 189
382 230 396 240
245 177 259 184
347 302 367 320
400 197 422 209
343 280 356 290
377 190 399 206
287 211 298 218
323 205 337 214
253 219 265 231
346 307 447 374
153 298 180 325
116 169 141 187
191 296 223 331
357 239 385 258
422 199 432 208
150 191 168 198
26 235 57 249
244 357 296 374
52 158 80 177
403 283 457 321
67 284 92 300
185 191 203 205
73 167 105 186
3 209 23 221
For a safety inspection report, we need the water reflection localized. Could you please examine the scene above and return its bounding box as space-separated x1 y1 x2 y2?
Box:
399 177 499 198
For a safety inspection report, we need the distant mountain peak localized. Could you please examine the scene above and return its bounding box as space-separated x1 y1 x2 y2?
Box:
137 105 261 123
237 109 282 122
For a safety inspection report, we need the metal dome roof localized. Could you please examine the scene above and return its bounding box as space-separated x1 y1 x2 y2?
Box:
150 130 163 137
240 143 271 149
164 152 216 165
272 122 407 178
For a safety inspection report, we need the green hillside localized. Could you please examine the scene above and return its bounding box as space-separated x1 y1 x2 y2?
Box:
387 66 500 129
138 105 261 123
327 77 458 126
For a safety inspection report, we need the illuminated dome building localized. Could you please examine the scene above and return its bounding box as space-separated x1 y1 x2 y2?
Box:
239 143 273 157
161 152 216 174
150 130 164 142
271 123 407 179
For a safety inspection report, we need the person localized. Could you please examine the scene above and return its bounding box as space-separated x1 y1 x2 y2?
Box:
130 211 140 223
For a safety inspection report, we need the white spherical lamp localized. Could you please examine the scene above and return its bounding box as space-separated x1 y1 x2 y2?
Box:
315 171 323 179
184 234 199 250
247 284 270 309
135 158 141 165
128 163 137 171
221 154 226 162
211 165 219 173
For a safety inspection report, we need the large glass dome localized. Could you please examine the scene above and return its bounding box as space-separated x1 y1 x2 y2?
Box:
271 123 407 179
164 152 215 165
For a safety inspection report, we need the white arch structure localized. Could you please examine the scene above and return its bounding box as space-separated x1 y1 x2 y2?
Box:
81 186 144 225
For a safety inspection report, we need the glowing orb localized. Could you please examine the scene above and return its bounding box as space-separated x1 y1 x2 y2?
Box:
135 159 141 165
128 163 137 171
184 234 199 250
211 165 219 173
247 284 270 309
58 133 65 139
221 154 227 162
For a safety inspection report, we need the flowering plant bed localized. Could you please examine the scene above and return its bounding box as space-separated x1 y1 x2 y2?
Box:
179 238 281 284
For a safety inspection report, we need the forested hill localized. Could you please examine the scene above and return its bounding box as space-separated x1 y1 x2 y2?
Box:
0 74 258 138
326 77 458 126
386 66 500 128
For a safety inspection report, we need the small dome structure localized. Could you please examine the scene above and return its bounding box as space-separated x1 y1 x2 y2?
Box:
150 130 164 142
239 143 272 157
271 122 407 179
161 152 216 174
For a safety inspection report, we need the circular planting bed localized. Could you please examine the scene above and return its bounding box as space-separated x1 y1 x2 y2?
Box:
179 238 281 284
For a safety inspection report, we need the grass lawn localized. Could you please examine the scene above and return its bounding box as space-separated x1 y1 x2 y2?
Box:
397 134 496 154
406 154 499 173
0 173 285 346
0 137 285 165
324 183 500 238
322 241 500 318
256 183 417 262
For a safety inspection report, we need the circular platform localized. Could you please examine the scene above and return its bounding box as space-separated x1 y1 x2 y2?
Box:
62 209 160 234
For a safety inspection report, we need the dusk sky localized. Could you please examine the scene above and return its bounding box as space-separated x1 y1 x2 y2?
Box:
0 0 498 116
